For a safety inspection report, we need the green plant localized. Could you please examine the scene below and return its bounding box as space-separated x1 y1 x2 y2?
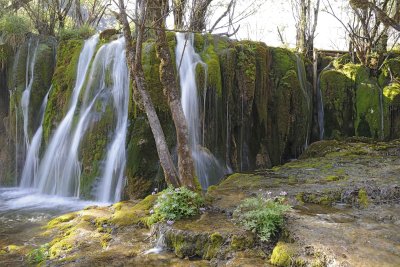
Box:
233 194 291 242
58 24 95 41
27 244 49 264
148 186 204 225
0 14 31 49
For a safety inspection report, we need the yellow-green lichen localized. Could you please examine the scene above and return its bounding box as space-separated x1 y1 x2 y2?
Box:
270 242 295 267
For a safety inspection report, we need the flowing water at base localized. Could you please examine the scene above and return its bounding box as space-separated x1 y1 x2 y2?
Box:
0 187 104 260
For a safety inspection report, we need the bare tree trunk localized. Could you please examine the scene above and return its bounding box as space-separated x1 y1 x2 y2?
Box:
173 0 186 29
190 0 213 31
117 0 180 187
152 0 198 190
297 0 307 54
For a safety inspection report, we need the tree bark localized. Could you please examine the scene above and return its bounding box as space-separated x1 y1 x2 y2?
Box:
117 0 180 187
152 0 198 190
190 0 213 31
297 0 307 54
173 0 186 29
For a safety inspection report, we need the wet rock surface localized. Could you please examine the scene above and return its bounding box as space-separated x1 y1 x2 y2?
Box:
1 139 399 266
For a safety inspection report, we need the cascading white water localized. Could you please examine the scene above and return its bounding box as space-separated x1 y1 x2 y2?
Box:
20 86 52 188
21 38 39 148
175 33 226 189
96 38 129 203
59 39 120 199
37 35 99 196
316 63 332 140
295 54 311 149
16 34 129 203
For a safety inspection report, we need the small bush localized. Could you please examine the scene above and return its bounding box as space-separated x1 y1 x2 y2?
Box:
27 244 49 264
148 186 204 225
0 14 31 48
58 24 95 41
233 193 291 242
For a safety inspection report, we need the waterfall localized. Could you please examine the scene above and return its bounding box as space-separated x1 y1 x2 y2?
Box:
15 34 129 203
96 38 129 203
295 54 311 149
36 35 99 196
20 86 51 188
316 63 332 140
21 38 39 148
175 33 226 189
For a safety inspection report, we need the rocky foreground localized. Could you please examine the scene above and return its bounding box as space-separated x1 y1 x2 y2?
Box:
1 139 400 266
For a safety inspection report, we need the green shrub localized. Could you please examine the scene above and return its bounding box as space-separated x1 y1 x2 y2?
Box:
148 186 204 225
0 14 31 48
27 244 49 264
58 24 95 41
233 195 291 242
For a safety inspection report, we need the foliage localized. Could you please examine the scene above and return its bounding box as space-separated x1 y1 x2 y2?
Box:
148 186 204 224
27 244 49 264
0 14 31 48
233 193 291 242
58 24 95 41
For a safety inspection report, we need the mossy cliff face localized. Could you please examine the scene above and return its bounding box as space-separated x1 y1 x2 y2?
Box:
193 36 311 170
319 53 400 140
127 34 313 196
0 34 56 185
1 33 313 197
0 44 13 185
43 39 83 142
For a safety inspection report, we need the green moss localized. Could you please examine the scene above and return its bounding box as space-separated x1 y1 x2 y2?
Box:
270 242 294 267
204 232 223 259
79 102 114 198
320 69 355 138
125 114 169 199
100 233 112 248
296 191 341 206
199 36 223 97
355 74 382 139
230 234 254 251
110 194 158 227
324 175 342 182
167 231 186 258
142 41 169 112
270 47 297 78
47 213 77 228
358 188 369 208
43 39 84 142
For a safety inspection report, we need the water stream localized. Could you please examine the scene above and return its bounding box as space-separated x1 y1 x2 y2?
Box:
295 54 311 149
96 37 129 203
316 63 332 140
175 33 226 189
20 87 51 188
36 35 99 197
21 38 39 149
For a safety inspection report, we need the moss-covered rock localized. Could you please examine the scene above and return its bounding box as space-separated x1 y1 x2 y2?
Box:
43 39 84 142
320 69 355 139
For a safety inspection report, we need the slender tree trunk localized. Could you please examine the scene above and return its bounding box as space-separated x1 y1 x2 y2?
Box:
190 0 212 31
173 0 186 29
152 0 198 190
297 0 307 54
117 0 180 187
